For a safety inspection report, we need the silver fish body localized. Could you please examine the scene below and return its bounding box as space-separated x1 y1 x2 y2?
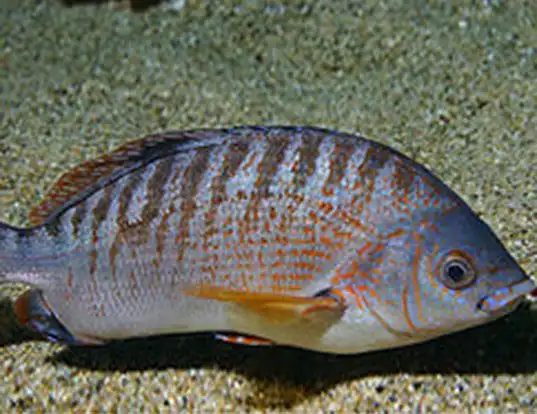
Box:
1 126 534 354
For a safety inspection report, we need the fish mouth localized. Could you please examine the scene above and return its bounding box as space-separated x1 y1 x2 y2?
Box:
477 278 536 314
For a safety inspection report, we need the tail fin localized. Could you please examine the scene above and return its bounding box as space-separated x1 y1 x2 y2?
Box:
0 222 48 287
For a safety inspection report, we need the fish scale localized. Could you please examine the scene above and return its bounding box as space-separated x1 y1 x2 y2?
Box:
0 126 534 354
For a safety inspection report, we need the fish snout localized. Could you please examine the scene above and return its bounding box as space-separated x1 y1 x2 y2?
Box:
477 277 536 314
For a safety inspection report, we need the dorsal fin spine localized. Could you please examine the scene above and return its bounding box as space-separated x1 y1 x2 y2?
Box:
27 131 225 226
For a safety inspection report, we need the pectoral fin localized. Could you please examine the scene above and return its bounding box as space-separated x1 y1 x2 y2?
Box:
184 286 346 324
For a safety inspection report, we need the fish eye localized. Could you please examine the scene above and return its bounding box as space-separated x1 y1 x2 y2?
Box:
438 251 477 290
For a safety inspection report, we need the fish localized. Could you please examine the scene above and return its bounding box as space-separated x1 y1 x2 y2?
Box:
0 126 534 354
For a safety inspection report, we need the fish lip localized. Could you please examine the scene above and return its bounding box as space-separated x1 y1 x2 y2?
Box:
477 278 536 314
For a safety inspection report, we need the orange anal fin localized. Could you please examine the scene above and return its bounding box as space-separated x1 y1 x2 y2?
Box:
215 333 274 346
184 286 345 324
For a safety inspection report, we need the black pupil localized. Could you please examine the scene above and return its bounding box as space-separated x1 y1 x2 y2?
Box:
447 262 466 282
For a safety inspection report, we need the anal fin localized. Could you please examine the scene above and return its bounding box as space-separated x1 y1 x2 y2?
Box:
215 333 274 346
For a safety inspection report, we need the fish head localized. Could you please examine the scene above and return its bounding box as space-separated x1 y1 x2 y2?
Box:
389 206 535 340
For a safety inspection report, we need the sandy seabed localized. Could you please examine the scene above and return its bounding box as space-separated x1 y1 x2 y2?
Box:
1 0 536 411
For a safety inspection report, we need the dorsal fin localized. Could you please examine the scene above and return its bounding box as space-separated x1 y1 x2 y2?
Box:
28 130 224 225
